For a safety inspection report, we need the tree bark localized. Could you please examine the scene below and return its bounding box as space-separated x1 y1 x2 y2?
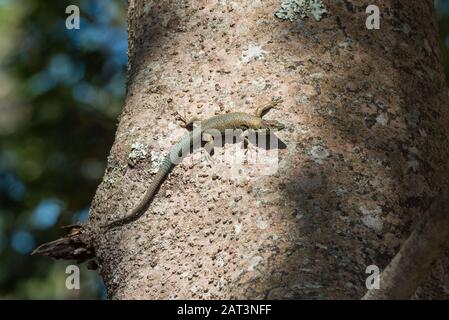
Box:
363 192 449 299
86 0 449 299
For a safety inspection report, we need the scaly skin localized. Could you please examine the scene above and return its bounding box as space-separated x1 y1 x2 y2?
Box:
104 100 284 229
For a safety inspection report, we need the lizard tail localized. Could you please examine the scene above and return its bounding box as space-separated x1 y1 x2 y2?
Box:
103 157 174 229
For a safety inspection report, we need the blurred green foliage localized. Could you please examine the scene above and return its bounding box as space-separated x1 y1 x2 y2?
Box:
0 0 126 298
0 0 449 299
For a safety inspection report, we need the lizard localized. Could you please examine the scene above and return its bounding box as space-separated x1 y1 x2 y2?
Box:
103 97 285 229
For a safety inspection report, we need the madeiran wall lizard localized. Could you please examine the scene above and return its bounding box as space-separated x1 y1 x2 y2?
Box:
104 98 285 229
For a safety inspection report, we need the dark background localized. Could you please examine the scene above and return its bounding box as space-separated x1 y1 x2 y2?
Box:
0 0 448 299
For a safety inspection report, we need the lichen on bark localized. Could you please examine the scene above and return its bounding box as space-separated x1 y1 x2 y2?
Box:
274 0 327 21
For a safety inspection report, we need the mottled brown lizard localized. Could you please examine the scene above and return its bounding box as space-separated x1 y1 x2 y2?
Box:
104 98 285 229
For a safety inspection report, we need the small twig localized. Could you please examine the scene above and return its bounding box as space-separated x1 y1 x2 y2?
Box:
31 224 95 263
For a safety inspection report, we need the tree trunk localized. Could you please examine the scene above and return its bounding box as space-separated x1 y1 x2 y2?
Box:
87 0 449 299
363 191 449 299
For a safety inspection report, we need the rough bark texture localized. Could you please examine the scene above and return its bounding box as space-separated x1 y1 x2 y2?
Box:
88 0 449 299
363 192 449 299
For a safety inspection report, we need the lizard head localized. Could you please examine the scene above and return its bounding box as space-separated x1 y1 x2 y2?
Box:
261 119 286 131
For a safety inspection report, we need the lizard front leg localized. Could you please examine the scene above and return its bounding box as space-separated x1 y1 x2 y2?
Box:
202 132 215 164
255 96 283 118
241 130 260 165
202 128 227 164
176 111 201 131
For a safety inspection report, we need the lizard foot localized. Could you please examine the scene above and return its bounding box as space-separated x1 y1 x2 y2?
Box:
175 111 200 131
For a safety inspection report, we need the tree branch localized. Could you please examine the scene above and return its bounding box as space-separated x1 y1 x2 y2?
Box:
31 224 95 263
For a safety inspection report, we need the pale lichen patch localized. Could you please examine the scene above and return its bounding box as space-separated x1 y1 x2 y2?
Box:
247 256 264 271
359 206 383 232
274 0 327 22
376 113 389 126
310 145 330 160
361 215 383 232
251 77 267 92
149 150 165 173
128 142 148 166
234 223 243 234
241 44 266 64
256 218 269 230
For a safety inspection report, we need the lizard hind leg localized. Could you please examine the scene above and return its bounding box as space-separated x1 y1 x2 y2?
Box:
240 130 250 150
202 132 215 164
